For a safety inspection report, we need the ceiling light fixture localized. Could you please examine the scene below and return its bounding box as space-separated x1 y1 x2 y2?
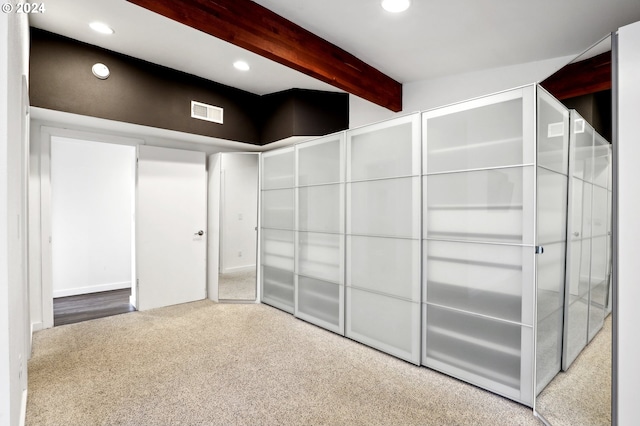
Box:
233 60 250 71
89 22 115 35
381 0 411 13
91 63 110 80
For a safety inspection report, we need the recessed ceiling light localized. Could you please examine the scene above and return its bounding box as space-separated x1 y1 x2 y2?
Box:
89 22 114 35
233 60 250 71
381 0 411 13
91 63 110 80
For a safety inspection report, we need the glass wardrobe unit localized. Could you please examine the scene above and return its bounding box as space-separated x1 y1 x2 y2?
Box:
562 110 612 371
259 84 579 408
422 85 569 406
345 114 422 364
260 147 295 313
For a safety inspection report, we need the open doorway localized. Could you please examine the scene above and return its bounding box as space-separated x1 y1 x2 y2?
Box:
50 136 136 326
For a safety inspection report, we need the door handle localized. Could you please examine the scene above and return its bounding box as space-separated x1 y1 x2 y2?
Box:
195 230 204 236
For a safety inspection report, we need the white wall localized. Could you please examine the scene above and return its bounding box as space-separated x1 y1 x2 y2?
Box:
0 7 29 426
50 137 135 298
349 55 574 128
616 19 640 426
28 110 268 328
220 153 259 273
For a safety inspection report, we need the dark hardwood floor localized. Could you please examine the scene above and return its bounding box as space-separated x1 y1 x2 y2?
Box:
53 288 136 326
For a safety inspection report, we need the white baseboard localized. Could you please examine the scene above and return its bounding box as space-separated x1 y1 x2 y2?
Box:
221 265 256 274
20 389 27 426
53 281 131 298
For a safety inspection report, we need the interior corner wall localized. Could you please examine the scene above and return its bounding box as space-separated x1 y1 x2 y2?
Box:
261 89 349 144
1 9 30 426
50 137 134 298
616 19 640 426
29 29 262 145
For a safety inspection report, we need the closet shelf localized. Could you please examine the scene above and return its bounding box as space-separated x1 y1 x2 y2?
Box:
428 325 521 357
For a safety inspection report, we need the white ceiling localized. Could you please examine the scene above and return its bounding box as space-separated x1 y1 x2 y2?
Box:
30 0 640 99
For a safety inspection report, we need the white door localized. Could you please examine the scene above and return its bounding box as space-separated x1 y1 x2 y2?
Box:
136 145 207 311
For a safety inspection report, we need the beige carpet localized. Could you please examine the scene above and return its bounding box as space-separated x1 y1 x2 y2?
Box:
218 270 256 300
27 301 543 426
536 314 611 425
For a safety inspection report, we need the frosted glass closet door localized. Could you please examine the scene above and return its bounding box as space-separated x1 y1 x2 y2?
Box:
422 86 536 406
588 185 609 341
295 134 345 334
261 147 296 313
346 114 421 364
535 89 569 393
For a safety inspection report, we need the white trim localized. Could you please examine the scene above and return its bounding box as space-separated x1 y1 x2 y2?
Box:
52 281 131 299
220 264 256 274
19 389 27 426
39 126 141 329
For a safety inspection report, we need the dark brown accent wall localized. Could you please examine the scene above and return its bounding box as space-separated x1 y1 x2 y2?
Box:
562 90 612 142
261 89 349 144
29 28 349 145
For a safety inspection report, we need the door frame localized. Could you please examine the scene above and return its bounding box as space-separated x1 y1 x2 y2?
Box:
39 126 142 328
208 151 261 303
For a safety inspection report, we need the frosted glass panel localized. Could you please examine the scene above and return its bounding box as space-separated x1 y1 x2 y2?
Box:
262 149 294 189
425 240 533 324
536 242 566 384
426 167 533 244
348 236 420 301
298 184 342 233
537 169 568 244
349 177 419 238
297 137 342 186
347 287 420 363
566 240 583 298
579 238 592 297
262 189 294 230
349 121 416 180
592 135 610 188
537 91 569 175
536 303 563 391
569 178 584 241
571 118 594 180
262 265 294 312
590 236 608 287
298 232 342 284
261 229 294 271
297 276 341 328
563 296 588 369
425 305 522 390
425 96 528 173
581 183 593 239
591 186 608 237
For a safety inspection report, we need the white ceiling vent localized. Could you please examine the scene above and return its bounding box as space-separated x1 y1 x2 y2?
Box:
191 101 223 124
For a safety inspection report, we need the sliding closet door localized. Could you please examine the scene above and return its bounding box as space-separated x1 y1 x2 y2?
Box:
562 111 594 370
295 134 345 334
422 86 536 405
261 147 295 313
588 133 611 341
345 114 421 364
535 88 569 392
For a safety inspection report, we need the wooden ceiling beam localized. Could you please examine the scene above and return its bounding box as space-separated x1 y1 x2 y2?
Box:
541 51 611 100
126 0 403 112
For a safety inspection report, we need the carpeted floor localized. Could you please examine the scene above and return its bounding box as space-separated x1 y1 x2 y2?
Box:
218 270 256 300
535 314 611 425
26 301 610 425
